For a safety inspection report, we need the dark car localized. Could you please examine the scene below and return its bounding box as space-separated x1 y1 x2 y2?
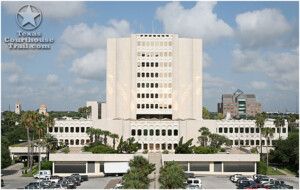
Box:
24 185 39 189
59 179 76 189
185 173 195 178
245 184 267 189
81 175 88 181
71 174 82 182
238 181 256 189
65 176 80 186
236 178 249 186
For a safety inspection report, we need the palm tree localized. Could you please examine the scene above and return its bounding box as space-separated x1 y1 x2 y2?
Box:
21 111 37 174
109 133 119 149
255 112 266 157
129 156 155 176
261 127 273 172
159 161 187 189
86 128 95 143
274 117 284 139
94 129 103 143
44 116 55 133
35 120 46 169
42 134 57 160
102 130 111 146
198 127 211 147
287 114 296 132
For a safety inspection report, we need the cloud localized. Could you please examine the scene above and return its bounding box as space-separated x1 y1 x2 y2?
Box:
46 74 59 84
74 78 90 85
3 1 86 21
249 81 268 90
232 48 299 92
60 20 132 50
56 45 78 62
70 49 106 80
203 52 213 69
203 72 234 89
7 73 35 84
235 8 297 49
155 2 233 44
2 61 23 73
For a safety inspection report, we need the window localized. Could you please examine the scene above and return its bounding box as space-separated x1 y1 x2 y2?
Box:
144 129 148 136
282 128 286 133
168 144 172 150
251 128 254 133
150 144 154 150
240 128 244 133
235 128 238 133
70 139 74 145
162 144 166 150
137 83 140 88
251 140 254 145
174 129 178 136
131 129 136 136
55 127 58 132
138 129 142 136
156 129 160 136
81 139 85 145
137 73 140 77
76 127 79 133
65 127 68 133
150 129 154 136
168 129 172 136
229 128 233 133
256 140 260 145
144 144 148 150
256 128 259 133
137 104 140 109
137 94 140 98
277 128 280 133
162 130 166 136
49 127 53 132
60 127 63 133
156 144 160 150
71 127 74 133
219 128 223 133
224 128 228 133
245 128 249 133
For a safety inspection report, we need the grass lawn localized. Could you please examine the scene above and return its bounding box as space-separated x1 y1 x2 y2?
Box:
280 167 297 175
21 164 38 177
266 166 285 175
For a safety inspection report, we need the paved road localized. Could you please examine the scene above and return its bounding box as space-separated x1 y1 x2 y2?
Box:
77 177 120 189
2 177 34 189
1 163 24 178
149 153 161 189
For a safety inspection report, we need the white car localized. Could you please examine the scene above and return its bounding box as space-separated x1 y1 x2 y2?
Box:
187 178 202 189
230 174 243 182
260 178 277 184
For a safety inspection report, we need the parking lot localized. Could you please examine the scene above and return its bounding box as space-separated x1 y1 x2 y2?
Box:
1 174 298 189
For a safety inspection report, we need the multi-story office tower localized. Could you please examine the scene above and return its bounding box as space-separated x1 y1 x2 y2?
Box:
218 89 262 117
106 34 202 120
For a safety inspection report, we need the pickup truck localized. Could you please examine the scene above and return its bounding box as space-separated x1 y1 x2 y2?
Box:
38 176 60 184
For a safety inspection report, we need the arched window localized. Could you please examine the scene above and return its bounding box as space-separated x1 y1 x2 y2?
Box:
131 129 136 136
224 128 228 133
156 130 160 136
143 129 148 136
162 130 166 136
168 129 172 136
229 128 233 133
138 129 142 136
219 128 223 133
150 129 154 136
174 130 178 136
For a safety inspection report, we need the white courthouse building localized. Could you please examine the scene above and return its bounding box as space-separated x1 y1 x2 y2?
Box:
48 34 288 152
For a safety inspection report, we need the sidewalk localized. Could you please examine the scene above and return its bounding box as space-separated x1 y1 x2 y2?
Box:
2 163 24 179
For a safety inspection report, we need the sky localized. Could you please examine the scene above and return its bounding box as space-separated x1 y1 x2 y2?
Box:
1 1 299 113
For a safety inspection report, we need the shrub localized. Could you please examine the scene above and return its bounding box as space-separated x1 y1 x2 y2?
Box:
142 150 148 154
257 161 267 175
162 150 169 154
41 161 52 171
91 145 116 154
62 148 70 154
220 148 226 152
193 146 217 154
250 147 258 154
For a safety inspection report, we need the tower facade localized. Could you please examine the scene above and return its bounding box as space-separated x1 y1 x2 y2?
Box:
39 104 47 115
106 34 203 120
15 101 21 114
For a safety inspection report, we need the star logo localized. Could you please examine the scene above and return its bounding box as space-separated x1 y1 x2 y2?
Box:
16 5 42 30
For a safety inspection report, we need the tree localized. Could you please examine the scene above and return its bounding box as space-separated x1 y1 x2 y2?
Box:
109 133 119 149
94 129 103 143
102 130 111 146
78 106 92 119
44 116 55 134
198 127 211 147
175 137 193 154
202 107 210 119
86 128 95 143
117 136 139 154
159 161 187 189
261 127 273 172
42 134 57 161
287 114 296 132
214 113 225 120
274 117 284 139
1 136 12 169
122 156 155 189
21 111 39 174
255 112 267 157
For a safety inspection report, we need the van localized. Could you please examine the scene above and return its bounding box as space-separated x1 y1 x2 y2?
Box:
34 170 51 179
187 177 202 188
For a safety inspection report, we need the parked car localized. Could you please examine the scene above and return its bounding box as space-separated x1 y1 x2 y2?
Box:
230 174 243 182
233 175 247 183
268 184 293 189
1 179 4 187
263 180 285 187
236 177 249 185
81 175 88 181
49 184 68 189
24 185 39 189
186 173 195 178
260 178 276 185
245 184 269 189
51 176 62 183
65 176 80 186
71 174 82 182
237 181 256 189
186 178 202 189
186 184 201 189
58 180 76 189
254 175 267 183
34 170 51 179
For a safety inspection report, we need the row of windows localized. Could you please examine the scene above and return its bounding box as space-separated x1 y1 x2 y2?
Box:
137 72 172 78
58 139 90 146
218 127 286 134
131 129 178 136
137 83 172 88
224 111 259 114
140 143 177 150
137 104 172 109
137 52 172 57
137 62 172 68
223 104 261 107
138 34 170 38
137 93 172 99
49 127 90 133
137 41 172 47
231 139 271 146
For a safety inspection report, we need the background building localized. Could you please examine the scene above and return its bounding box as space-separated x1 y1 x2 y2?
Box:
15 100 21 115
218 89 262 117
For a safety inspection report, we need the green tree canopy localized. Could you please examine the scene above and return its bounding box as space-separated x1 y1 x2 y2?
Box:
175 137 193 154
159 161 187 189
202 107 210 119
